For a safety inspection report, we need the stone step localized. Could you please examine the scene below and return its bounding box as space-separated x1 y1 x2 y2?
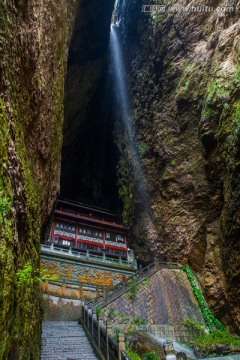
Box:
41 321 98 360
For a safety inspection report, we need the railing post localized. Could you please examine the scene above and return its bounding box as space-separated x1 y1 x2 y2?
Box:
118 333 126 360
83 304 85 324
79 283 83 299
85 305 89 328
106 321 112 360
50 243 54 251
106 321 112 336
92 309 96 336
45 280 49 292
86 250 89 258
87 307 91 330
134 258 138 269
103 287 107 303
61 281 66 296
139 264 143 277
98 314 104 351
154 258 159 270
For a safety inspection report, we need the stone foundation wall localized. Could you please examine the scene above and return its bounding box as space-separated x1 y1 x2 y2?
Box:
41 257 127 287
113 324 200 343
40 256 136 300
101 268 204 326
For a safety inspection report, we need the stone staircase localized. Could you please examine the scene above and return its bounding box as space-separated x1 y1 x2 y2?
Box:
41 321 98 360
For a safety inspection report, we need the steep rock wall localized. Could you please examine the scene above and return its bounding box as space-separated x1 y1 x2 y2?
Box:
117 0 240 331
0 1 78 358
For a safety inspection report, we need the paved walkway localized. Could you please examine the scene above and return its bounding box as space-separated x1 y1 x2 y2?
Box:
41 321 98 360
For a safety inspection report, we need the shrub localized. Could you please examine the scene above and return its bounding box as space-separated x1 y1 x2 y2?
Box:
16 261 58 286
182 317 206 332
143 350 159 360
126 349 141 360
191 329 240 357
127 281 138 301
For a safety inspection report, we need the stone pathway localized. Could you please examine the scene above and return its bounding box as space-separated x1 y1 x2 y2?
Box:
41 321 98 360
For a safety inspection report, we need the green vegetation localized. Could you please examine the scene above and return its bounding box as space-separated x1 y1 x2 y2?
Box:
184 80 190 91
106 308 121 319
142 278 150 286
234 64 240 82
206 79 230 103
96 306 102 318
133 315 147 325
182 317 206 332
113 328 122 342
126 349 141 360
143 351 159 360
127 281 138 301
137 141 148 155
126 349 159 360
202 106 216 118
190 329 240 357
0 195 12 214
100 306 147 332
192 329 240 347
16 261 58 286
117 153 135 226
181 265 225 332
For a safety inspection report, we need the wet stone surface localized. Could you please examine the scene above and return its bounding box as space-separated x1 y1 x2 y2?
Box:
41 321 98 360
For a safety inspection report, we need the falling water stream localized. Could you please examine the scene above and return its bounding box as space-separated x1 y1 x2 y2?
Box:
150 335 196 359
110 24 151 214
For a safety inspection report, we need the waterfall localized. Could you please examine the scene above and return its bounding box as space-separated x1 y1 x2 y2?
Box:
110 25 151 213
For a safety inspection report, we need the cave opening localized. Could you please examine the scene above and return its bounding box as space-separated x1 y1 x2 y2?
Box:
60 1 121 213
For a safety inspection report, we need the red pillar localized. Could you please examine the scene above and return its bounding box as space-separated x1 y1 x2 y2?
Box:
75 225 78 247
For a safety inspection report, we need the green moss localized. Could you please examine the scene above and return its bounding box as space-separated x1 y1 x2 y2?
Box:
0 0 76 356
117 139 136 225
234 65 240 83
190 330 240 357
202 107 216 118
143 351 159 360
206 79 231 104
137 141 148 155
0 98 16 358
126 349 141 360
181 265 225 332
175 61 207 101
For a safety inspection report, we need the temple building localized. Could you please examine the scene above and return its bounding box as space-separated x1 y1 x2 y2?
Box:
40 198 137 300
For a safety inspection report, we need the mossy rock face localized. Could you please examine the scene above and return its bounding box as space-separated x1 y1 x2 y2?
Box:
126 331 165 358
115 1 240 331
0 0 78 358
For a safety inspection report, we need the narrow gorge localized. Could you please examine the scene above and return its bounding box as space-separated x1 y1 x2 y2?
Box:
0 0 240 358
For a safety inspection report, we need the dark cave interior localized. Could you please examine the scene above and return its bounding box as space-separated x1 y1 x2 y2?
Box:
60 0 120 213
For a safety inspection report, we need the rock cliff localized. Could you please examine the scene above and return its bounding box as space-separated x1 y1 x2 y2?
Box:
1 0 240 356
0 0 117 356
0 1 78 357
116 0 240 331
